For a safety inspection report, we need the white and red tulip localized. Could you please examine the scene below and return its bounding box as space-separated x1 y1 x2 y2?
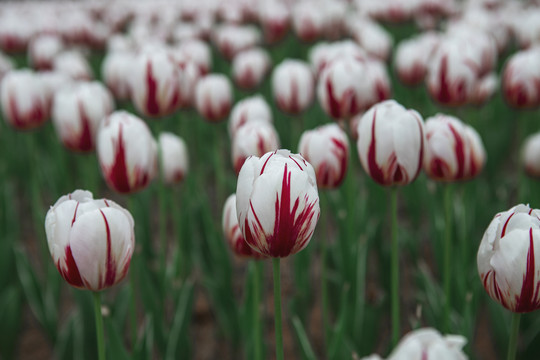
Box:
232 120 280 174
28 34 64 71
502 48 540 109
236 150 320 258
101 51 134 101
394 32 440 86
212 24 261 61
222 194 263 259
45 189 134 291
272 59 314 115
228 95 273 138
53 50 94 81
357 100 425 186
232 47 271 90
158 132 189 185
522 132 540 178
195 74 233 122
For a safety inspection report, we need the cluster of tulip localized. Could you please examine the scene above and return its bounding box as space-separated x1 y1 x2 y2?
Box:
2 0 540 359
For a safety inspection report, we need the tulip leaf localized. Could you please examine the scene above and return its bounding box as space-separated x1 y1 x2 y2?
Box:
165 281 194 360
0 286 22 360
106 317 130 360
54 313 77 360
292 316 317 360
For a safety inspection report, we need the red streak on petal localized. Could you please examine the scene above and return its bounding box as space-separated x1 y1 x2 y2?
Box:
515 228 540 312
106 123 131 193
501 212 515 237
58 245 84 288
99 209 117 288
325 75 341 119
437 55 451 104
448 122 465 179
366 109 385 185
145 60 160 116
288 155 303 171
260 152 275 175
71 202 79 227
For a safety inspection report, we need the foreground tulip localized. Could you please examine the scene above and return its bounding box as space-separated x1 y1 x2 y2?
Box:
361 328 467 360
522 132 540 178
222 194 262 258
298 123 349 189
158 132 189 185
45 189 135 291
52 82 114 152
195 74 233 122
232 121 280 174
357 100 425 186
272 60 314 115
96 111 157 194
1 70 49 130
478 204 540 359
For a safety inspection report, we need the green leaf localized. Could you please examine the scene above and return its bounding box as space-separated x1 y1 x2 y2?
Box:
106 318 130 360
165 281 194 360
292 316 317 360
0 286 22 360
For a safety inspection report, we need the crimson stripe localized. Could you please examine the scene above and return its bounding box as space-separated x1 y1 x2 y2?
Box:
501 212 515 237
99 210 117 288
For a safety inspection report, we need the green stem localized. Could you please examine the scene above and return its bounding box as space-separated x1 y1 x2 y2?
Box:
273 258 284 360
159 183 168 285
253 261 263 360
507 312 521 360
321 236 330 348
443 184 453 333
93 292 106 360
129 260 138 349
390 188 400 347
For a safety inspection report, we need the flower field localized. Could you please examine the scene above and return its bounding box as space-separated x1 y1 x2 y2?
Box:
1 1 540 359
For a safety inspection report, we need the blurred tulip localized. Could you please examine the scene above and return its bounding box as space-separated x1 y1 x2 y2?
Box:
258 1 289 44
309 40 369 77
101 51 134 100
213 24 261 60
53 50 94 81
158 132 189 185
0 51 14 81
236 149 320 258
502 48 540 109
228 95 273 137
0 12 32 53
298 123 349 189
232 120 280 174
28 34 64 71
195 74 233 122
394 32 440 86
52 82 114 152
222 194 263 258
292 3 325 42
232 47 271 90
357 100 425 186
272 59 314 115
45 189 134 291
347 16 393 61
96 111 157 194
361 327 467 360
423 114 486 181
463 124 486 179
174 39 212 75
470 73 498 105
1 69 49 130
522 132 540 178
478 204 540 313
130 50 181 118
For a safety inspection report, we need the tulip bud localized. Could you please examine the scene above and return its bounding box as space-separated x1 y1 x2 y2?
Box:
471 73 498 105
158 132 189 185
272 59 314 115
463 125 486 179
232 120 280 174
232 47 271 90
101 51 134 100
478 204 540 313
96 111 157 194
195 74 233 122
228 95 273 138
357 100 425 186
236 149 320 258
258 1 289 44
292 3 325 42
174 39 212 75
45 189 135 291
298 123 349 189
213 24 261 60
502 48 540 109
522 133 540 178
53 51 94 81
28 34 64 71
394 32 440 86
130 50 181 118
52 81 114 152
361 328 467 360
347 17 393 61
1 70 49 130
222 194 263 258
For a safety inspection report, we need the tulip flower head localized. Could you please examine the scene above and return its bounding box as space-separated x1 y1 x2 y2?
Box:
478 204 540 312
502 48 540 109
222 194 263 258
298 123 349 189
195 74 233 122
232 47 271 90
97 111 157 194
228 95 273 138
357 100 425 186
272 59 314 115
232 120 280 174
158 132 189 185
236 150 320 258
53 50 94 81
463 125 486 179
45 189 134 291
28 34 64 71
101 51 134 100
522 132 540 178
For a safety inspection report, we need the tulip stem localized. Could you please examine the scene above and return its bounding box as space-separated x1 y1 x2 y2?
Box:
443 184 453 333
93 292 106 360
159 182 168 286
390 187 400 347
273 258 284 360
507 312 521 360
253 261 263 360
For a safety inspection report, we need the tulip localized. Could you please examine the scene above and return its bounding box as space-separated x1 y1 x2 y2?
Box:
45 189 135 291
158 132 189 185
232 121 280 174
222 194 262 258
232 47 271 90
53 50 94 81
236 149 320 258
347 16 393 61
463 124 486 179
258 1 289 44
195 74 233 122
272 59 314 115
522 132 540 178
0 51 14 81
212 24 261 60
292 3 326 42
174 39 212 75
478 203 540 313
1 69 49 130
52 82 114 152
502 48 540 109
101 51 134 100
298 123 349 189
169 50 202 108
130 50 181 118
228 95 273 138
357 100 425 187
28 34 64 71
361 328 467 360
96 111 157 194
470 73 498 105
394 32 440 86
309 40 368 77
